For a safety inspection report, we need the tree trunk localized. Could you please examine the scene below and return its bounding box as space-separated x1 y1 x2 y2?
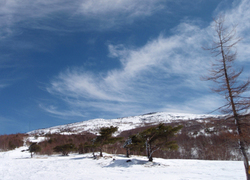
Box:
235 117 250 180
148 142 153 162
240 141 250 180
126 148 129 158
146 140 150 159
148 155 153 162
220 39 250 180
100 148 103 157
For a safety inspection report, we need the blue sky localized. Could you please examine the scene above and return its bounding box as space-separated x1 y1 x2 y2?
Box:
1 0 250 134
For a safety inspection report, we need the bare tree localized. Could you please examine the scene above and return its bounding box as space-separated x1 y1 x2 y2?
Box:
203 16 250 179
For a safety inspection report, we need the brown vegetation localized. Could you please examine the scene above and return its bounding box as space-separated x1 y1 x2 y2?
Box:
38 133 96 155
0 133 27 151
1 116 249 161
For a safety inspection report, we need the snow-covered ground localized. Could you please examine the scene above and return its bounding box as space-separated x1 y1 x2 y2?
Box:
0 146 245 180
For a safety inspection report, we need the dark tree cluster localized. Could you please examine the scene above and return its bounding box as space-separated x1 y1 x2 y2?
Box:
53 143 76 156
37 133 96 155
29 143 41 158
124 123 182 161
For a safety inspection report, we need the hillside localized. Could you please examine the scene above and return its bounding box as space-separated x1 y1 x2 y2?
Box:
28 112 221 135
1 112 247 161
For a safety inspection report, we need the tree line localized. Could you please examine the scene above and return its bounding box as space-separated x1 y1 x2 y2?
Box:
48 124 182 162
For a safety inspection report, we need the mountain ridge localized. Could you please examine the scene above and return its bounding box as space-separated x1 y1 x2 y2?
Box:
28 112 222 136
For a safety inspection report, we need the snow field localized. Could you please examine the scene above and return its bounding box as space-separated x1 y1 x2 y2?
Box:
0 146 245 180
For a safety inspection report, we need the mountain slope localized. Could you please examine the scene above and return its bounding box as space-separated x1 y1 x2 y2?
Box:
28 112 220 135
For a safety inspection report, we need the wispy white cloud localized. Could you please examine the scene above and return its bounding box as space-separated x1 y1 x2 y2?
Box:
43 0 250 118
0 74 21 90
39 104 86 119
45 21 213 117
161 94 224 114
47 69 129 102
0 0 167 39
76 0 165 29
224 0 250 62
207 0 250 64
0 83 9 89
78 0 164 17
0 0 172 93
106 23 211 88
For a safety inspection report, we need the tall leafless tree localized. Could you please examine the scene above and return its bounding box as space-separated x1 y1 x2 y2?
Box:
203 16 250 179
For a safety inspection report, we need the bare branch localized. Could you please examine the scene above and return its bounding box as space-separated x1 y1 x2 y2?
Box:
203 15 250 179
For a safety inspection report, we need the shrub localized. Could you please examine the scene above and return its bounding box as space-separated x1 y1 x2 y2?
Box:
0 133 26 151
29 143 41 158
53 143 76 156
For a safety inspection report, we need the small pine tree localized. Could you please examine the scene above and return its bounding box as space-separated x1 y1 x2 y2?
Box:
84 140 98 156
123 135 144 157
78 143 84 154
123 138 132 157
53 143 76 156
136 123 182 162
29 143 41 158
94 126 123 157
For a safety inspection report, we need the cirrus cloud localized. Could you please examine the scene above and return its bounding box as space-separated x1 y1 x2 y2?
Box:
0 0 168 39
44 0 250 118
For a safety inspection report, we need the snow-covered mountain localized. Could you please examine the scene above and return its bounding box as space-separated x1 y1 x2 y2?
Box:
28 112 220 135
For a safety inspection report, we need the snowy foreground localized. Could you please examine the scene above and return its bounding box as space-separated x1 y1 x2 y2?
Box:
0 147 246 180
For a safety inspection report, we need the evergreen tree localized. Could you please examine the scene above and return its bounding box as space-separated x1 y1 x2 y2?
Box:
123 138 132 157
137 123 182 162
29 143 41 158
84 139 98 157
94 126 123 157
123 135 144 157
78 143 84 154
53 143 76 156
